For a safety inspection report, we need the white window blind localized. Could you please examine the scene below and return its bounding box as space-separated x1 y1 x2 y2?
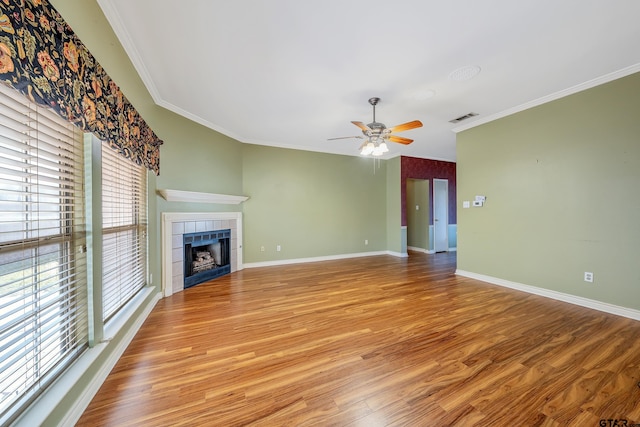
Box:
0 84 87 420
101 141 147 322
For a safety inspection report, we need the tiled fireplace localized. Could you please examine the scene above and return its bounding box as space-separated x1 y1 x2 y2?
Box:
161 212 243 297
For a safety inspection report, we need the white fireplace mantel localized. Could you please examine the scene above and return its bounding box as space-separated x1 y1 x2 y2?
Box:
157 189 249 204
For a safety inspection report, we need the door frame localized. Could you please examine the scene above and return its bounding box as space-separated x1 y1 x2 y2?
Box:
433 179 448 252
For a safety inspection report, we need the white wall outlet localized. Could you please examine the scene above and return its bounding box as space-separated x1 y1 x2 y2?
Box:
365 239 368 245
463 201 470 208
276 245 281 252
149 274 153 284
260 246 265 252
584 272 594 283
416 205 419 210
472 200 483 207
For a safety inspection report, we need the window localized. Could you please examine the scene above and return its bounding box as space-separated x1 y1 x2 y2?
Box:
0 84 87 419
101 141 147 322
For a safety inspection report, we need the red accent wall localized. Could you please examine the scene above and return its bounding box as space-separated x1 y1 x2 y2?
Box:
400 156 456 227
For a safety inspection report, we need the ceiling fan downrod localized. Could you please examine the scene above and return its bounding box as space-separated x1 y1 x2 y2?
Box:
368 97 380 123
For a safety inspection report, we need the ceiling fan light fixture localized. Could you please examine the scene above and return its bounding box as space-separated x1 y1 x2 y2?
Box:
360 141 375 156
363 140 389 157
372 146 384 156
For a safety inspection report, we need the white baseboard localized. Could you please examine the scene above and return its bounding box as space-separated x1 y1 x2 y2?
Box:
455 270 640 321
407 246 429 254
244 251 390 268
387 250 408 258
408 246 459 254
408 246 457 254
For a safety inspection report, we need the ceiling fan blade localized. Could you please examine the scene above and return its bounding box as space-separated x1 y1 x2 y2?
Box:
388 120 423 133
388 135 413 145
351 121 371 132
327 135 364 141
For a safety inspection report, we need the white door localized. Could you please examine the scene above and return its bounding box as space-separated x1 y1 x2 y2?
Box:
433 179 448 252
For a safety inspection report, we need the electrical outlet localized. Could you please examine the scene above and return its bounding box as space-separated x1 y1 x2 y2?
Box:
277 245 281 252
149 274 153 284
584 272 594 283
364 239 368 245
260 246 265 252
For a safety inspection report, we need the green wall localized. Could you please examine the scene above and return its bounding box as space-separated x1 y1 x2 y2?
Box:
242 145 387 262
386 157 404 255
457 72 640 310
51 0 395 269
50 0 246 287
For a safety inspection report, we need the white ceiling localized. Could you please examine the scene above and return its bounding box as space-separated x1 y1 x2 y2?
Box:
97 0 640 161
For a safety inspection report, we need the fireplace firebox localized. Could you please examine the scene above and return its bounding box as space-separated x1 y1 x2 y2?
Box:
183 229 231 288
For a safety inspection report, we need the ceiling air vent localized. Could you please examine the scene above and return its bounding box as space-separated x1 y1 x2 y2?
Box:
449 112 478 124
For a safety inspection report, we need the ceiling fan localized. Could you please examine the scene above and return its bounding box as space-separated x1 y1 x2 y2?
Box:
329 97 423 156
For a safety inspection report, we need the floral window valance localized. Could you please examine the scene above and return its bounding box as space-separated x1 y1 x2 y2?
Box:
0 0 162 175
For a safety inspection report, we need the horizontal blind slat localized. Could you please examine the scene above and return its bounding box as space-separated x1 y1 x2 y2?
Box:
0 83 87 419
101 140 147 323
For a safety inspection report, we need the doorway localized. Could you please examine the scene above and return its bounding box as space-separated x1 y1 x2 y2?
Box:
406 179 429 253
433 179 448 253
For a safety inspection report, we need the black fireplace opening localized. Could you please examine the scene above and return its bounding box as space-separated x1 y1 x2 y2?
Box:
183 229 231 288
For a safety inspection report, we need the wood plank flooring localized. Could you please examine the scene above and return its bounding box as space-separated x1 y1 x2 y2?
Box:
76 252 640 426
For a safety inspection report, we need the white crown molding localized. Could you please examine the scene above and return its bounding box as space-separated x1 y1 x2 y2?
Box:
452 63 640 133
96 0 163 105
157 189 248 204
456 269 640 321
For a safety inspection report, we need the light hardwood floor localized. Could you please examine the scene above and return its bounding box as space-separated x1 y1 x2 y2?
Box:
76 252 640 426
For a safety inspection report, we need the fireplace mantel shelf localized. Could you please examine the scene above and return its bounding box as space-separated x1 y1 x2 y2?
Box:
157 189 249 204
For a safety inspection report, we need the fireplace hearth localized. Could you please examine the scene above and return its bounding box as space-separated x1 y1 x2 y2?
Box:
183 229 231 288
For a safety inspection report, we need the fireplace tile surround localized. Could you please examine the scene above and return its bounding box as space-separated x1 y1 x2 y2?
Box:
161 212 243 297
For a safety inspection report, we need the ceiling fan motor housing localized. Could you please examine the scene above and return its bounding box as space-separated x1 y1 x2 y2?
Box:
364 122 386 138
